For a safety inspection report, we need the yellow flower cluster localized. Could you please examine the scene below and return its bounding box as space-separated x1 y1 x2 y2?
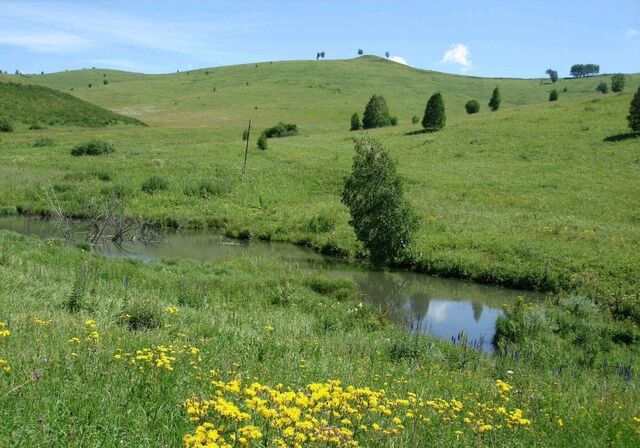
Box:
33 317 52 327
165 306 179 314
182 376 535 447
0 321 10 373
113 344 202 373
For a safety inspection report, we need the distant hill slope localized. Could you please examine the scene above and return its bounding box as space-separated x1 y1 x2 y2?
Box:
0 81 146 127
8 56 637 128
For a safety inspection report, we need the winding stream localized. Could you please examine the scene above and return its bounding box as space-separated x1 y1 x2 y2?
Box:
0 215 539 352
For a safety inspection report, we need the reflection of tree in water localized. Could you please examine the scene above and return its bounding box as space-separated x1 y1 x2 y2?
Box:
472 302 483 322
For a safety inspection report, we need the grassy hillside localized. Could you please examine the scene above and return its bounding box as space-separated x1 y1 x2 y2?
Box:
0 81 146 128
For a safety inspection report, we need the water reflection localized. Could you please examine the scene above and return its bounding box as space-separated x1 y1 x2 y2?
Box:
0 216 537 352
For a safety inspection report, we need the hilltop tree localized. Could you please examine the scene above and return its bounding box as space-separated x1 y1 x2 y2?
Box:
489 87 501 111
570 64 600 77
628 86 640 132
358 49 364 56
549 89 558 101
385 51 390 58
320 51 325 59
421 92 446 132
611 74 625 93
362 94 391 129
316 52 320 60
350 112 361 131
545 69 558 83
342 136 418 267
465 99 480 114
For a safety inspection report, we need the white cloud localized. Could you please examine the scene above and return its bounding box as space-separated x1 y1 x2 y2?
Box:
388 55 408 65
626 28 639 38
440 43 472 72
0 31 88 53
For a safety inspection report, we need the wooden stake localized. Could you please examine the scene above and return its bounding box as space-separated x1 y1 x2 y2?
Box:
241 120 251 180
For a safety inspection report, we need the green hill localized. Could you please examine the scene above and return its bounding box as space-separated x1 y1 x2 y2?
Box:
0 81 146 128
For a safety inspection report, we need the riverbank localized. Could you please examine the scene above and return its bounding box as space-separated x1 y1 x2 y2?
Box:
0 229 639 446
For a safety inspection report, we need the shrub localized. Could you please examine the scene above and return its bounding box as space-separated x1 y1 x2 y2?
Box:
545 69 559 83
342 137 418 267
0 117 13 132
307 214 335 233
103 79 108 85
362 94 392 129
628 86 640 132
411 115 419 124
611 74 625 93
465 99 480 114
88 83 92 88
549 89 559 101
141 175 169 194
242 129 249 141
70 139 115 156
350 112 361 131
422 92 446 132
562 86 568 92
390 116 398 126
32 137 55 147
257 133 268 150
120 300 163 331
263 122 298 138
596 82 608 94
488 87 501 111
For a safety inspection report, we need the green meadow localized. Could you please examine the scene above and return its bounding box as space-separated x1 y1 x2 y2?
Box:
0 56 639 446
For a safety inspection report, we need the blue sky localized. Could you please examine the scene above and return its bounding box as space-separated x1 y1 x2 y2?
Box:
1 0 638 78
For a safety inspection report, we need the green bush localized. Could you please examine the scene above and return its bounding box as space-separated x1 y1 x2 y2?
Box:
390 116 398 126
342 137 418 266
257 133 268 150
242 129 249 141
628 86 640 132
488 87 501 111
362 94 392 129
0 117 13 132
184 177 233 198
465 99 480 114
70 139 115 156
411 115 419 124
103 79 108 85
306 214 335 233
141 175 169 194
422 92 446 132
32 137 55 147
120 300 163 331
611 74 625 93
549 89 559 101
596 82 608 94
263 122 298 138
350 112 361 131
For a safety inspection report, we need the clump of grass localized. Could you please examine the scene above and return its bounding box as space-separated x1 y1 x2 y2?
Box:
306 214 335 233
64 269 87 313
70 139 115 156
32 137 55 147
184 177 233 198
142 175 169 194
0 206 18 216
0 117 13 132
101 184 129 199
120 299 163 331
28 122 46 130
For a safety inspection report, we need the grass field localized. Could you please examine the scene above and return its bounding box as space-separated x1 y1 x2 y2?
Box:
0 56 639 446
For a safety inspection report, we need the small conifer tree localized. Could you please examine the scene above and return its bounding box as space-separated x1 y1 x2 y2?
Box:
489 87 501 111
628 86 640 132
421 92 446 132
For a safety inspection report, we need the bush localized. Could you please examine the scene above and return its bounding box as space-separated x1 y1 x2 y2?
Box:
488 87 501 111
342 137 418 266
350 112 361 131
549 89 559 101
464 99 480 114
257 133 268 150
0 117 13 132
422 92 446 132
242 129 249 141
263 122 298 138
120 300 163 331
103 79 108 85
32 137 55 147
184 178 233 198
562 86 568 92
307 214 335 233
390 116 398 126
362 94 392 129
628 86 640 132
141 175 169 194
411 115 419 124
611 74 625 93
70 139 115 156
596 82 608 94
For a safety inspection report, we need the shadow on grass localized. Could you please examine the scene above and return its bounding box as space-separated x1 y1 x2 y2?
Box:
405 129 430 136
603 132 640 142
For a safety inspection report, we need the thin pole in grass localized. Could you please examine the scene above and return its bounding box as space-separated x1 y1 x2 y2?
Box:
241 120 251 181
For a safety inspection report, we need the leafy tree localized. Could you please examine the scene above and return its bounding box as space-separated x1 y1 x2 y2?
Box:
320 51 325 59
316 52 320 60
358 49 364 56
570 64 600 77
628 86 640 132
362 94 391 129
465 99 480 114
385 51 390 58
421 92 446 131
257 132 268 150
341 137 418 267
611 74 625 93
596 82 608 94
488 87 501 111
545 69 558 83
350 112 361 131
549 89 558 101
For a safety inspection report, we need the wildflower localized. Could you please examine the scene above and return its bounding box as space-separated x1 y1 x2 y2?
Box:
68 337 81 345
264 325 274 332
84 320 97 329
0 359 10 373
85 331 100 342
33 317 52 326
165 306 179 314
0 322 10 338
557 418 564 428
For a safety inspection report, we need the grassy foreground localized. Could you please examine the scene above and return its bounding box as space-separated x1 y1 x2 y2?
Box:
0 230 638 447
